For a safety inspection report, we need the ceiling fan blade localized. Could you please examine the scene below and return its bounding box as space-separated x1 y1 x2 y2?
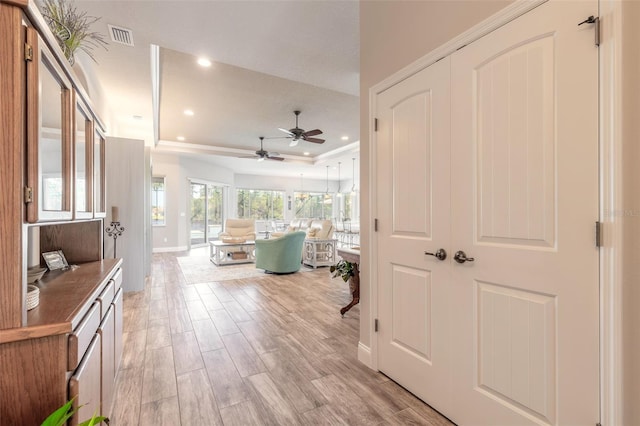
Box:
239 155 258 159
303 129 323 137
267 152 280 157
267 156 285 161
278 128 294 136
264 136 291 140
304 137 325 144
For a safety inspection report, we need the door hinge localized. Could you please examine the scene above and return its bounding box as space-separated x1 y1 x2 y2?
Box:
374 218 378 232
24 43 33 61
374 318 379 332
374 118 378 132
595 221 602 247
24 187 33 204
578 15 600 46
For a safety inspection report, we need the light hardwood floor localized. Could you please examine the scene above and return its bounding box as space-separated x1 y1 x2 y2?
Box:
110 252 453 425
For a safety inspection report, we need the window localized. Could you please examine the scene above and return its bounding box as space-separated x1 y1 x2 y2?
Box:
236 189 284 220
151 177 166 226
294 192 333 219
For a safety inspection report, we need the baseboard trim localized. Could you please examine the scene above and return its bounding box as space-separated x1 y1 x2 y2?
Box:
152 246 188 253
358 342 373 368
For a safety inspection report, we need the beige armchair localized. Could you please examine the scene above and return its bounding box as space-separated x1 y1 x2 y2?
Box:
218 219 256 242
305 219 334 239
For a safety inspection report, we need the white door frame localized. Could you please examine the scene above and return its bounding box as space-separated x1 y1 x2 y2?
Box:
366 0 624 423
598 0 624 424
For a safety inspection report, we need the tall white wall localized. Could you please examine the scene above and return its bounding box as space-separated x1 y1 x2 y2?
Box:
105 136 147 292
359 0 512 353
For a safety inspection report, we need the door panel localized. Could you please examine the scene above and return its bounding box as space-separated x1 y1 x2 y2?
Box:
391 265 431 361
450 1 598 424
377 56 452 414
477 281 556 422
475 36 555 247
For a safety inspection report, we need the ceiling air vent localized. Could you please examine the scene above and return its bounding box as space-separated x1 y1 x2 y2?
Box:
108 24 134 47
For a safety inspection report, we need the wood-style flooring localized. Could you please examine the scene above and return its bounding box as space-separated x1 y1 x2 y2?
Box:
110 251 452 425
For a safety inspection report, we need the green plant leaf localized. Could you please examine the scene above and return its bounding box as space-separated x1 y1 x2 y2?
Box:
78 412 108 426
40 399 74 426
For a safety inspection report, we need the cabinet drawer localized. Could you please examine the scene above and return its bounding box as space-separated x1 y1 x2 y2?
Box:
112 268 122 292
98 305 115 418
113 287 124 371
69 333 101 426
97 279 115 319
68 302 100 371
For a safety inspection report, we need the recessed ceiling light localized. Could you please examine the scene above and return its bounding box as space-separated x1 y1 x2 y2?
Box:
303 152 310 156
197 57 212 67
132 115 143 120
184 109 194 116
341 136 349 141
177 136 185 141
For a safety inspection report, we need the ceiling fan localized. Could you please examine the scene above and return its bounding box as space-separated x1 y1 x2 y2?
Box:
241 137 284 161
277 110 325 146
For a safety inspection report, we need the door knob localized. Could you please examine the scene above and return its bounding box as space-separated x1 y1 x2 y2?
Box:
454 250 475 264
425 248 447 261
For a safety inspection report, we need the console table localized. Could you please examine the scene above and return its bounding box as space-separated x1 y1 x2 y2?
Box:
337 247 360 316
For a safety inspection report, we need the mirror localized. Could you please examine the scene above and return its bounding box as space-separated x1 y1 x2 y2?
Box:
39 56 64 212
75 102 92 216
94 129 105 215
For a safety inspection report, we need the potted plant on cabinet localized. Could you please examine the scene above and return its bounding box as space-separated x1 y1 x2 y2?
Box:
39 0 108 65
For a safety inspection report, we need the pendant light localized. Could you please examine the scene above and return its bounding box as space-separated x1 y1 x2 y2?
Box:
325 165 330 194
337 162 343 197
351 157 356 195
324 166 333 205
300 173 307 200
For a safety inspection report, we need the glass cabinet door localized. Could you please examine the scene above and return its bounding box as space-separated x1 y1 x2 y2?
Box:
74 98 93 218
26 30 72 222
93 128 106 217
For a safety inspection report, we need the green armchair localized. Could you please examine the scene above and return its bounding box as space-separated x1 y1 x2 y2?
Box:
255 231 306 274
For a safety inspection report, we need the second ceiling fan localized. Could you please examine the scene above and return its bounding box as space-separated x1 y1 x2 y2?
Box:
277 110 325 146
240 137 284 161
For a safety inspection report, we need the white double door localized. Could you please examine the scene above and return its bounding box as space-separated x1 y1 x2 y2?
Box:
376 1 599 425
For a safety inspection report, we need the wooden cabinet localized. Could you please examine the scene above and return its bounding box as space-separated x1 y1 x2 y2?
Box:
0 260 123 424
0 1 121 423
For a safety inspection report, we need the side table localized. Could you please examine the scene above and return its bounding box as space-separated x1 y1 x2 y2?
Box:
303 238 337 268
